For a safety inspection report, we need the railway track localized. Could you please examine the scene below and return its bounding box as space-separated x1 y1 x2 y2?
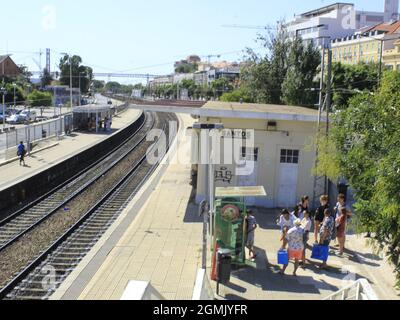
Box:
0 112 150 252
0 111 178 300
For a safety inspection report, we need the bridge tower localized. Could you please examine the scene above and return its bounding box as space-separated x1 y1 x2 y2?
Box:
46 48 51 73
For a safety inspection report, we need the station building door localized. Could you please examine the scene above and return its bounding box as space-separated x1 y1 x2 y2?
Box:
277 149 300 208
237 147 259 206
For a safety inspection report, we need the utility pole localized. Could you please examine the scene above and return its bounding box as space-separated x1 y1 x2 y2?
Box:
325 49 333 194
1 87 7 130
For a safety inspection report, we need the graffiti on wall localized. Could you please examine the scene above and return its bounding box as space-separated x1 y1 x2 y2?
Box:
215 167 233 184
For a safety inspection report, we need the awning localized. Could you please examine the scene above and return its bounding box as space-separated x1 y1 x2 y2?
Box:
72 104 111 114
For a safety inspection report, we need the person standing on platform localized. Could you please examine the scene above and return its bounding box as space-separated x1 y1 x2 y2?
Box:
281 219 304 276
300 211 312 268
333 193 352 246
245 209 258 261
318 209 334 270
314 195 329 244
277 209 295 250
335 207 348 256
17 141 27 167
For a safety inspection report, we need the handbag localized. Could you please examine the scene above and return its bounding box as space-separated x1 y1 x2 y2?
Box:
311 244 329 261
277 250 289 265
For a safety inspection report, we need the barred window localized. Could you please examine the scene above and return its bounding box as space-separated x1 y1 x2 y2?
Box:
280 149 300 164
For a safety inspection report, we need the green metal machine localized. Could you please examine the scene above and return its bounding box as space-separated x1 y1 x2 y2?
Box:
213 186 267 266
214 197 247 265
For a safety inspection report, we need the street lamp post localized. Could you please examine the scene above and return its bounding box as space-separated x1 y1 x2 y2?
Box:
78 72 87 106
1 87 7 130
192 123 224 270
61 53 73 111
13 83 16 109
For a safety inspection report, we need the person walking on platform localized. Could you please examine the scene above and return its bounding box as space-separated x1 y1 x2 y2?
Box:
245 209 258 261
281 219 304 276
17 141 27 167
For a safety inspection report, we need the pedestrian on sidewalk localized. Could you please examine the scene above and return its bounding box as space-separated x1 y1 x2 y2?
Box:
300 211 312 267
314 195 329 244
335 207 347 256
17 141 27 167
281 219 304 276
277 209 295 250
245 209 258 261
333 194 352 246
318 209 334 270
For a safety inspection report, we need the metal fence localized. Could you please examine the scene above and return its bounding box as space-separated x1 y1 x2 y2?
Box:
324 279 378 300
0 115 71 152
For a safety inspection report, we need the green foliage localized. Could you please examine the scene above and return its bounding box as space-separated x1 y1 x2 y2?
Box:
91 80 105 92
59 54 93 94
104 81 121 93
241 21 320 107
210 78 234 98
282 38 320 106
220 87 253 103
27 90 52 107
331 62 379 109
330 71 400 287
0 83 26 105
312 133 341 181
175 63 198 74
41 68 53 88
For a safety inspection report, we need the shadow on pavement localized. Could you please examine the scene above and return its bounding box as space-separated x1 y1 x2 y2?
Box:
183 187 203 223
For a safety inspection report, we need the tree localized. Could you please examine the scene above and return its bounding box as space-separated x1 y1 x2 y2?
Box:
281 37 320 106
210 78 234 99
104 81 122 93
240 21 320 107
0 83 25 105
328 71 400 288
175 63 198 74
331 62 379 109
220 87 253 103
41 68 53 88
91 80 105 92
27 90 52 107
59 54 93 94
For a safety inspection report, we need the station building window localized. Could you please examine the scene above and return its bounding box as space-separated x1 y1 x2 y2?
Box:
242 147 259 161
280 149 300 164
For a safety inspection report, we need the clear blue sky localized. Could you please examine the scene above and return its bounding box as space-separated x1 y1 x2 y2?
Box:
0 0 383 83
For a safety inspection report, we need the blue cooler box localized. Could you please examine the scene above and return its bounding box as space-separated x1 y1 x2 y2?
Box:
311 245 329 261
278 250 289 265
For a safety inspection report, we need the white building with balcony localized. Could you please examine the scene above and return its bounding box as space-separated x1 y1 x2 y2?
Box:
287 1 399 46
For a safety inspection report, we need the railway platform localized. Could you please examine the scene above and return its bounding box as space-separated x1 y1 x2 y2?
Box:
51 113 204 300
0 107 143 192
49 111 400 301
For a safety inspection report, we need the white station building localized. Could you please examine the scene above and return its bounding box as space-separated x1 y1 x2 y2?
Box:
192 101 321 209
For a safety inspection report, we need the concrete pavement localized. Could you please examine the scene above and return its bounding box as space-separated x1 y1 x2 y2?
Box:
211 208 400 300
51 113 204 300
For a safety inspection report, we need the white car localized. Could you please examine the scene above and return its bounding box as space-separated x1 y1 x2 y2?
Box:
7 110 37 124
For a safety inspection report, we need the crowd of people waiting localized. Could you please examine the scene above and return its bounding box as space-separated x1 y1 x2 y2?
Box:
276 194 352 275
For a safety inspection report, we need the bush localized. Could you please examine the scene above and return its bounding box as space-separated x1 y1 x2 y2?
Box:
27 90 52 107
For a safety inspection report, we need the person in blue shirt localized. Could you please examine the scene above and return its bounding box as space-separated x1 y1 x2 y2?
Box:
17 141 26 166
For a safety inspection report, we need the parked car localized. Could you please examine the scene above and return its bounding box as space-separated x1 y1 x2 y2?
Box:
7 110 37 124
0 109 14 122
